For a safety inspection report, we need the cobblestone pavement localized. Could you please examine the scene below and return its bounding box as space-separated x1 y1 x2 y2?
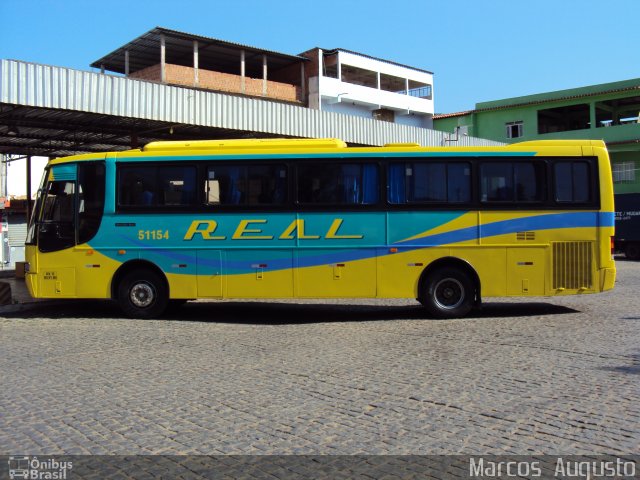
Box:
1 260 639 456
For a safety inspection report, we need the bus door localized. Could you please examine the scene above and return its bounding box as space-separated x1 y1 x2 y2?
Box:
32 164 77 296
29 162 105 297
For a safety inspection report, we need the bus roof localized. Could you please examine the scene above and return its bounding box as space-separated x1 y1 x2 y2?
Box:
142 138 349 151
46 138 607 164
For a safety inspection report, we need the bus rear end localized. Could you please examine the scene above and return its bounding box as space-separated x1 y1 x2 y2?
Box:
593 141 616 291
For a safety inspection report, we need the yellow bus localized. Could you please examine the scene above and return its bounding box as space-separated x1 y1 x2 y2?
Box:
25 138 616 318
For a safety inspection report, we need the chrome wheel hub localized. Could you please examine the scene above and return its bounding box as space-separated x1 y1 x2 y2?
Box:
434 278 464 310
130 282 155 308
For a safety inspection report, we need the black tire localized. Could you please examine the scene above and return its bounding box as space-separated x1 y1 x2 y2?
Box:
117 268 169 319
625 243 640 261
419 267 475 318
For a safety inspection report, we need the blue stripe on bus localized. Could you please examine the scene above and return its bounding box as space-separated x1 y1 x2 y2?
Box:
105 211 613 276
395 211 614 248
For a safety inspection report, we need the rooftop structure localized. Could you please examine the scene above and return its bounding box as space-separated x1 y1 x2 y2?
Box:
91 27 435 128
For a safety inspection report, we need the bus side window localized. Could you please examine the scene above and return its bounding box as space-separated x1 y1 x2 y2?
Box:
206 165 287 206
388 161 470 204
481 163 514 202
554 161 591 203
481 161 546 204
118 165 196 207
207 179 221 204
297 162 378 205
78 162 105 244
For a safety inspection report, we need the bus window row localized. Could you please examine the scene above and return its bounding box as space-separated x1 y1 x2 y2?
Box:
117 158 596 209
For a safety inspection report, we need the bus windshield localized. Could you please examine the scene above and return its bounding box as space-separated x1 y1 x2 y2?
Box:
27 161 105 252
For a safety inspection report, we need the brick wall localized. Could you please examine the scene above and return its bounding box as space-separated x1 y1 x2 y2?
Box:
129 64 163 82
129 63 302 103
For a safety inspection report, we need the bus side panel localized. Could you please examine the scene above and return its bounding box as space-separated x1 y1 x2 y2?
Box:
451 247 508 297
197 250 223 298
225 249 294 298
29 246 120 299
296 250 377 298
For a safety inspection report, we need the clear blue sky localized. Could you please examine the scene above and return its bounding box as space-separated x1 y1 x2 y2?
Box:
1 0 638 114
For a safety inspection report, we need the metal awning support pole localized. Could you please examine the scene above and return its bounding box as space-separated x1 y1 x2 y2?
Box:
124 50 129 76
0 154 5 198
26 156 32 222
160 33 166 83
0 154 4 267
317 49 323 111
262 54 267 96
300 62 306 103
193 41 199 87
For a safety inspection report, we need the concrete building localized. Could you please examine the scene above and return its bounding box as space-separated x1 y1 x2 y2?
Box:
433 78 640 196
92 27 434 130
302 48 433 128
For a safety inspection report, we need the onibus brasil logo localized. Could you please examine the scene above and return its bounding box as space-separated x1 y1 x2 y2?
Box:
8 456 72 479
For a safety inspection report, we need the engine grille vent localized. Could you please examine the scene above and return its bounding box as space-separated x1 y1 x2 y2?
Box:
516 231 535 241
552 241 593 290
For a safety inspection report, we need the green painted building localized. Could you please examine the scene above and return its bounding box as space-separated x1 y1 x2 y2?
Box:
434 78 640 195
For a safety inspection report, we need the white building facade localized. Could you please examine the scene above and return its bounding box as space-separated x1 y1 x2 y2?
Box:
305 49 434 129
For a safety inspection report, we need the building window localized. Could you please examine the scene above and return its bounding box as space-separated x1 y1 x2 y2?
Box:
613 161 636 183
340 64 378 89
373 108 395 122
407 80 432 99
506 121 523 139
380 73 406 93
322 52 339 78
538 104 590 133
596 96 640 127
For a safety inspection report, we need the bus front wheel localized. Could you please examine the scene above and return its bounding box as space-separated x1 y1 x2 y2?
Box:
117 269 169 319
420 267 475 318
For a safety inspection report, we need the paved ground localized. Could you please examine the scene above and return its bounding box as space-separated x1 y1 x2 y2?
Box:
1 260 639 455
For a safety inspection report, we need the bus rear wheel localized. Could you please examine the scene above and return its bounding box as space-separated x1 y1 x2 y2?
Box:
420 267 475 318
117 269 169 319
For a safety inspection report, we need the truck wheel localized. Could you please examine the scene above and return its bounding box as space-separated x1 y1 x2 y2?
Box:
625 243 640 261
419 267 475 318
117 268 169 319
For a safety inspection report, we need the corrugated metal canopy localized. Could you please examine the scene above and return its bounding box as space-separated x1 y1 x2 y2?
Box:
0 59 503 159
91 27 308 78
0 104 287 158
